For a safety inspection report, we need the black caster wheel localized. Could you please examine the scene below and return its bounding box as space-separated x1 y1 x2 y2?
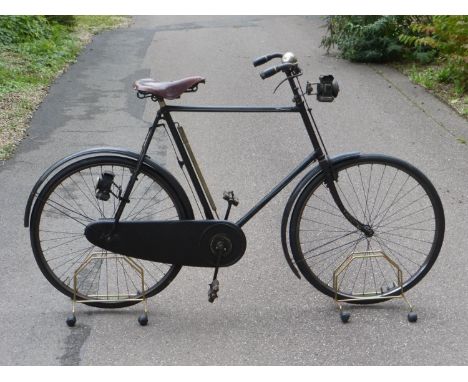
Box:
340 311 350 323
138 313 148 326
66 314 76 327
407 312 418 323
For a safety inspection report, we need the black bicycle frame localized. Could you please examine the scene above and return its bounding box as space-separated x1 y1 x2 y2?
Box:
159 104 321 226
115 73 370 236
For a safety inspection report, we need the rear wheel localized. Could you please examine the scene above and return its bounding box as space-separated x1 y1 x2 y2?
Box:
30 156 190 308
289 154 445 303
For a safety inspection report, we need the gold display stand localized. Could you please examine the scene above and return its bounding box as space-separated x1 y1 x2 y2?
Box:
332 250 417 323
66 252 149 327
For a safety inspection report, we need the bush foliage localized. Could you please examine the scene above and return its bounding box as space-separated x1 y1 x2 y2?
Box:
0 17 80 95
399 16 467 94
0 16 76 45
0 16 51 44
321 16 431 63
321 16 467 95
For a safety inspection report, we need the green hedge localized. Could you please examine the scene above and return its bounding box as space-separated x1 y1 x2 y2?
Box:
0 16 76 45
0 16 51 44
321 16 425 62
321 16 467 94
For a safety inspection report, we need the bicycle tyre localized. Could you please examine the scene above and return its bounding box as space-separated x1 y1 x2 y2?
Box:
30 155 191 308
289 154 444 303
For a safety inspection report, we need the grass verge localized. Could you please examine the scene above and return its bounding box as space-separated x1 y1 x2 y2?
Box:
394 62 467 119
0 16 131 162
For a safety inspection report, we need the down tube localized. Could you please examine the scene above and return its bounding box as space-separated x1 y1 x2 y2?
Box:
236 151 319 227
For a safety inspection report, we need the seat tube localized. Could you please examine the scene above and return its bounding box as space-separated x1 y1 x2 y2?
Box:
162 109 215 220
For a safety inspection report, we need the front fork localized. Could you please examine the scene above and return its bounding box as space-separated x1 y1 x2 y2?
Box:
319 158 374 238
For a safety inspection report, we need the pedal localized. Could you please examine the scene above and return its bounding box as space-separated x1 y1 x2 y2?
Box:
223 191 239 206
223 191 239 220
208 279 219 303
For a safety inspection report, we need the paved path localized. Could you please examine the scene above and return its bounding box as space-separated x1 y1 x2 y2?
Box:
0 16 467 365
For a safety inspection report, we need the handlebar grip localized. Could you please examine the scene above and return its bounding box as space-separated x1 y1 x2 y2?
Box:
253 53 283 67
260 66 279 79
260 63 296 79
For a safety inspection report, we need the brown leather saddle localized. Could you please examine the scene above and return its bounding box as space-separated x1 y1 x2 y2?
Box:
133 76 205 100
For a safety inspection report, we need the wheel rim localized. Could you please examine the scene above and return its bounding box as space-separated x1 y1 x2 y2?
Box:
293 156 443 300
31 158 184 304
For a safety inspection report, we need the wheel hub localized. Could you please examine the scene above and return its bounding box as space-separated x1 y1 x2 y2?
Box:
361 224 374 238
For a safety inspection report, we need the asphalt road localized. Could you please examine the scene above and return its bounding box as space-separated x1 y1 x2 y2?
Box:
1 16 467 365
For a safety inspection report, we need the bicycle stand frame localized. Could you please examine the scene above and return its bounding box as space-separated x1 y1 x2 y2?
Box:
332 250 417 323
66 252 149 327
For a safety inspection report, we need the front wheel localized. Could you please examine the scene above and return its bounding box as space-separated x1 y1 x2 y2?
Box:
29 156 191 308
289 154 445 303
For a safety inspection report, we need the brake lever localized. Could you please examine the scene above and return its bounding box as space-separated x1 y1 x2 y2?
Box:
273 72 303 94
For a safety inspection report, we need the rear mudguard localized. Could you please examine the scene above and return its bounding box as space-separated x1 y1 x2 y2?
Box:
280 152 360 279
24 147 194 227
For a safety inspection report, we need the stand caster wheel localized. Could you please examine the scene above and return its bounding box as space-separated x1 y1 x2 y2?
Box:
407 312 418 323
138 313 148 326
66 314 76 327
340 311 350 323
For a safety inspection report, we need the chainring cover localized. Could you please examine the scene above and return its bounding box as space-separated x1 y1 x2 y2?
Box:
85 219 246 268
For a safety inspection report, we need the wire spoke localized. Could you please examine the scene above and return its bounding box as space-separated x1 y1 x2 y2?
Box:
377 230 433 245
373 236 416 276
314 236 365 277
42 202 90 227
45 197 94 223
128 194 170 220
42 235 85 253
335 181 359 219
300 216 355 233
357 165 372 223
305 204 353 222
377 205 432 229
124 177 159 218
40 232 83 242
300 230 359 245
78 170 106 216
374 234 429 258
368 164 386 222
371 168 399 226
373 193 429 231
344 168 366 221
298 236 365 264
371 174 411 227
325 236 362 288
133 205 177 221
302 230 359 256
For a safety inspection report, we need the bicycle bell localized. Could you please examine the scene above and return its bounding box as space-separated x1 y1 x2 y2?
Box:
282 52 297 64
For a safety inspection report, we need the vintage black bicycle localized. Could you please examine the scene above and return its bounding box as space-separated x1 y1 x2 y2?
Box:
24 52 445 325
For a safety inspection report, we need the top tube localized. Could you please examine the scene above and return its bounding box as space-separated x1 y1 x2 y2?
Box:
162 105 300 113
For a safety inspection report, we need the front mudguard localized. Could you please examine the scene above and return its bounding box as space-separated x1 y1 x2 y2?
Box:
280 152 360 279
24 147 194 227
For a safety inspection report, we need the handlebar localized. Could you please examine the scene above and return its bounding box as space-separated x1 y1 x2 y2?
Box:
252 53 283 67
260 63 296 79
